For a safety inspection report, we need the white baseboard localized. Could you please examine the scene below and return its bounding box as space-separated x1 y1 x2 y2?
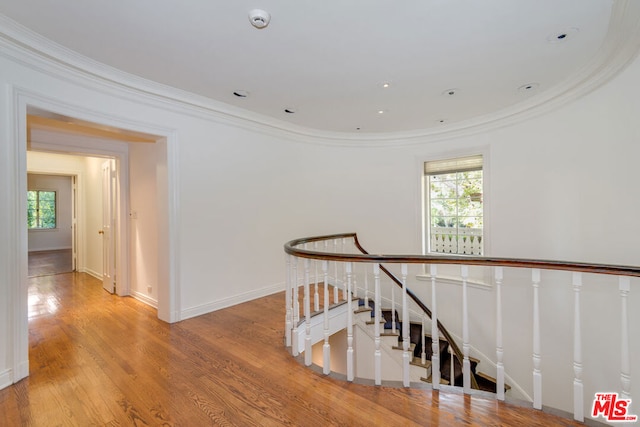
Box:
0 369 11 390
180 282 285 321
130 290 158 309
81 268 102 281
28 246 72 253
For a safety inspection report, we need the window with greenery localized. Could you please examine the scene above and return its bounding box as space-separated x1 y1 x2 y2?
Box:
27 190 57 229
425 155 483 255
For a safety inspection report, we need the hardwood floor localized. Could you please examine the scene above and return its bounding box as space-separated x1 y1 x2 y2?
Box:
0 272 587 426
28 249 73 277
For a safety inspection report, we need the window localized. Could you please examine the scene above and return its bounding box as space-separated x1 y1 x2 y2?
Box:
425 155 483 255
27 190 57 229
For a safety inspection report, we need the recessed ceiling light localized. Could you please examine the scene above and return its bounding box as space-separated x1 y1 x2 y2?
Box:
233 90 249 98
442 88 458 96
382 83 390 88
547 27 579 43
437 119 446 124
518 82 539 93
377 110 385 114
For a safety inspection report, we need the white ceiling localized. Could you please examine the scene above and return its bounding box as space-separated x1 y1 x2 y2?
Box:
1 0 638 135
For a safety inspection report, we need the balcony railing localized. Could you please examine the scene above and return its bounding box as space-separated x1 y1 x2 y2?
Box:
430 226 482 255
283 233 639 424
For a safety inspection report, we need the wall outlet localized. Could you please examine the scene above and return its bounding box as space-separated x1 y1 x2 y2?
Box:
147 285 152 293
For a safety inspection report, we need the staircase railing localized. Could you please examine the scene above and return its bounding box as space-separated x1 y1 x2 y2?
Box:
349 234 479 390
284 232 640 424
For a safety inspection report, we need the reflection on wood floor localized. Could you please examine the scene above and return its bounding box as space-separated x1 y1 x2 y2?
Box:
28 249 73 277
0 272 585 426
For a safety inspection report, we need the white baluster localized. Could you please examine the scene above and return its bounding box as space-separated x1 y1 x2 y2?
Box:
573 272 583 422
364 265 370 309
333 240 339 304
304 258 312 366
391 281 397 335
619 277 631 400
374 263 382 385
285 254 292 348
314 242 319 312
462 265 471 393
341 239 348 301
450 349 455 385
292 257 300 356
323 260 331 374
421 313 426 365
495 266 505 400
402 264 410 387
346 262 354 382
302 244 308 326
532 268 542 410
430 264 440 389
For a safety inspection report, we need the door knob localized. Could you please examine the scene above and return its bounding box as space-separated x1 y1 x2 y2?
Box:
98 230 104 235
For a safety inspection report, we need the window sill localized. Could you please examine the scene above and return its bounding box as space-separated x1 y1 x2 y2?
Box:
416 274 492 291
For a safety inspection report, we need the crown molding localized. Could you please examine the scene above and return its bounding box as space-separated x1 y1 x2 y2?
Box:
1 2 640 148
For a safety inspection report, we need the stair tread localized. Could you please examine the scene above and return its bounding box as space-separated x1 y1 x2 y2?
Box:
476 371 512 390
410 357 431 369
421 376 449 385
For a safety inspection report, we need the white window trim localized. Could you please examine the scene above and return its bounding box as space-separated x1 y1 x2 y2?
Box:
417 146 491 282
27 188 58 230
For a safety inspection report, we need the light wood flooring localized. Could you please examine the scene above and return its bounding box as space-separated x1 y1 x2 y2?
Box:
0 271 587 426
28 249 73 277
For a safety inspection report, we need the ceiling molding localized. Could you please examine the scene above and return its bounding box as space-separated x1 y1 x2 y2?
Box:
1 4 640 147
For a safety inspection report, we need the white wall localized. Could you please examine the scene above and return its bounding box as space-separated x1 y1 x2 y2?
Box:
27 151 104 276
0 25 638 420
26 173 72 251
129 142 159 306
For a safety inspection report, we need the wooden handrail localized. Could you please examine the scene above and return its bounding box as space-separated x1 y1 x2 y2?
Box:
284 233 640 277
350 236 479 390
285 232 640 391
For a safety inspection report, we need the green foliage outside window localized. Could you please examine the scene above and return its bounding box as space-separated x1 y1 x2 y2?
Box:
429 170 483 229
27 190 56 229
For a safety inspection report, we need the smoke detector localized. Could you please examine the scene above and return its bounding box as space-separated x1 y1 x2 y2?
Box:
249 9 271 29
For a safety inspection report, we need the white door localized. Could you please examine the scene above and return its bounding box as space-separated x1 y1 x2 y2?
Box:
71 175 77 271
101 160 116 293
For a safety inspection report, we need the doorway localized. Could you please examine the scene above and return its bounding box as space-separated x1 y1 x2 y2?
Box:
26 172 75 277
10 90 179 386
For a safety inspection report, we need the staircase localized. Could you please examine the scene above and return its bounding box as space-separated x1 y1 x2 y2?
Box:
355 298 508 392
300 284 508 393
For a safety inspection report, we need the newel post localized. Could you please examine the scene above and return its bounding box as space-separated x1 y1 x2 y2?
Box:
461 265 471 393
374 263 382 385
430 264 440 389
532 269 542 410
573 272 583 422
619 277 631 400
401 263 410 387
346 262 354 381
322 260 331 374
495 266 505 401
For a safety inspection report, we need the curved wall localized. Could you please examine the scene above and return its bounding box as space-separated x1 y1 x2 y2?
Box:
0 25 638 416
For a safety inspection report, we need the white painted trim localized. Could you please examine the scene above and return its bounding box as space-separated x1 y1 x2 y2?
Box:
180 282 285 321
0 369 11 390
130 290 158 309
8 87 181 386
82 268 102 281
27 246 72 252
1 4 640 147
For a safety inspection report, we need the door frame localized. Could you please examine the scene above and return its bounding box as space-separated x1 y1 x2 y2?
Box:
9 88 181 385
26 170 79 271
